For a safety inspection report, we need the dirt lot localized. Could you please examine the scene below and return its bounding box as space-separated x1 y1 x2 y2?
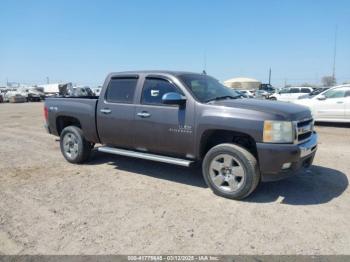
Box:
0 102 349 255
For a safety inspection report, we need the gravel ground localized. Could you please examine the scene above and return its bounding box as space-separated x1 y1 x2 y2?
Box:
0 102 349 255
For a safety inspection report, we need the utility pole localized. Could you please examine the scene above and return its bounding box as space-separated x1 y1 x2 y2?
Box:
268 68 272 85
332 25 338 80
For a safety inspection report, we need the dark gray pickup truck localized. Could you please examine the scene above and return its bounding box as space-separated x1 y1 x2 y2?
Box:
44 71 318 199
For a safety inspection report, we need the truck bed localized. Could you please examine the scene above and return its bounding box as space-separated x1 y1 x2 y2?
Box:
50 95 99 99
45 97 100 143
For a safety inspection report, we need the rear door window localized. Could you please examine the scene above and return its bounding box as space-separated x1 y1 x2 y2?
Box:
290 88 300 93
105 77 138 103
279 89 290 94
301 88 311 93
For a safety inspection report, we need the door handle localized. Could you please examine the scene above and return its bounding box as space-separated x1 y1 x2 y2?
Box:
137 112 151 118
336 101 344 104
100 108 112 114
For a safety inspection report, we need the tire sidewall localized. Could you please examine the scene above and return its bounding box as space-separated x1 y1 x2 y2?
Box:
60 126 86 163
202 144 258 199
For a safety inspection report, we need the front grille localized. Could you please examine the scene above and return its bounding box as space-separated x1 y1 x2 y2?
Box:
298 131 312 141
296 118 313 144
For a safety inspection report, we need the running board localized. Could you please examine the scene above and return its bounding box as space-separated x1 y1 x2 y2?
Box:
97 146 193 167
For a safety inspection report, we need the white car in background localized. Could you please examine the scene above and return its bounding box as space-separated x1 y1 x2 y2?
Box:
269 87 313 102
294 85 350 122
238 90 254 98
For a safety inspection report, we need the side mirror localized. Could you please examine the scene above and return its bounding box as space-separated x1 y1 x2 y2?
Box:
317 94 326 100
162 92 186 105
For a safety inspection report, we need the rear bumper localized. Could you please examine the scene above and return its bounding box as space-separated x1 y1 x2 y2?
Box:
44 124 51 134
257 132 318 182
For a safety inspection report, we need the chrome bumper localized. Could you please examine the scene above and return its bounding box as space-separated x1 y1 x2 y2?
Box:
299 132 318 158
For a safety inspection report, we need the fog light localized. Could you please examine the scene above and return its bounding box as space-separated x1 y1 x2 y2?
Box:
282 162 292 170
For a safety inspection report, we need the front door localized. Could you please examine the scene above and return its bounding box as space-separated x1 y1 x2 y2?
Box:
277 90 291 102
315 88 347 119
133 77 195 158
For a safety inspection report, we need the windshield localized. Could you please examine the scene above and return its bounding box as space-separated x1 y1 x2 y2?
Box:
178 74 241 103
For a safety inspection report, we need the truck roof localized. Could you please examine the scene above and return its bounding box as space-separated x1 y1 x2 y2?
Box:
108 70 202 76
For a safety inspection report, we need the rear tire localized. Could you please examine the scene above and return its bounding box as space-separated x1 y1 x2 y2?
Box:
202 143 260 200
60 126 92 163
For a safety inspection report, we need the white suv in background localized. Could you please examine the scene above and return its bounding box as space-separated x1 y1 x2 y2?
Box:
294 85 350 122
269 87 313 102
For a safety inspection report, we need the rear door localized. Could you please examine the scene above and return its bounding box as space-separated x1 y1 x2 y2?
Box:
315 87 347 120
97 75 139 148
133 76 195 158
300 87 312 98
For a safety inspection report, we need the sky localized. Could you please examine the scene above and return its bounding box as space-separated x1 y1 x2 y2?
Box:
0 0 349 87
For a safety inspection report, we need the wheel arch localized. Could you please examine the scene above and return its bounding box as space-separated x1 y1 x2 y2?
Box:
56 115 82 136
199 129 258 161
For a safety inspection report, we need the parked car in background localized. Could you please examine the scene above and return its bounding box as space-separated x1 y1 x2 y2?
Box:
2 87 44 102
3 91 18 102
23 87 44 102
254 90 270 99
294 85 350 122
237 90 254 98
9 94 26 103
299 87 330 99
71 87 94 97
92 87 102 96
269 87 313 102
259 83 276 94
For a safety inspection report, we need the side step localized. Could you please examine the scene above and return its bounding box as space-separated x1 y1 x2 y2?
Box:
97 146 194 167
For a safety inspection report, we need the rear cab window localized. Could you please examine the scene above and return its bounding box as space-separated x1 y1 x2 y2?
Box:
105 77 138 103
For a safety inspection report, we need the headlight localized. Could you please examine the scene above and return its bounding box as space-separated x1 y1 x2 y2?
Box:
263 121 293 143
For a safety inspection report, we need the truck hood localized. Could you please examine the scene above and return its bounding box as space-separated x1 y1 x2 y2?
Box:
211 98 311 121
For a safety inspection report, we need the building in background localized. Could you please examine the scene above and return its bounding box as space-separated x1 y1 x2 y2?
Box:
224 77 261 90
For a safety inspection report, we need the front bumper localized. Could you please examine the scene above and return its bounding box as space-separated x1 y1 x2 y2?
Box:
257 132 318 182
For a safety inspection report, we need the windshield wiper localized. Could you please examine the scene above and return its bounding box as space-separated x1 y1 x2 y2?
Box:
205 95 240 103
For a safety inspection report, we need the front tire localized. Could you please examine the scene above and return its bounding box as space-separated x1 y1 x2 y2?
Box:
202 143 260 200
60 126 92 163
